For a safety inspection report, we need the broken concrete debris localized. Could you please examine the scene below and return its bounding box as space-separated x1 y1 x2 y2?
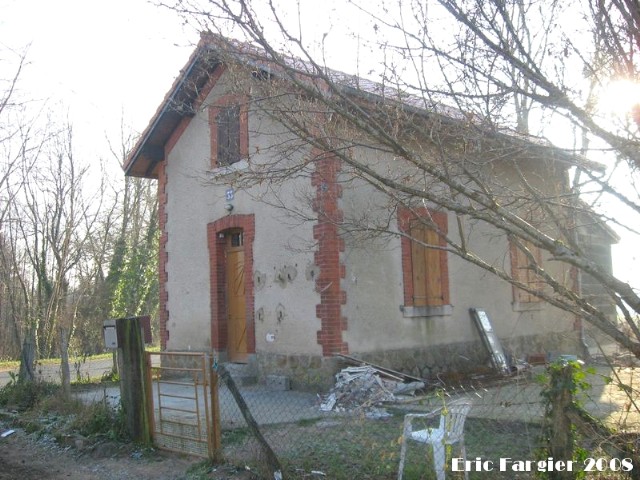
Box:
319 365 425 415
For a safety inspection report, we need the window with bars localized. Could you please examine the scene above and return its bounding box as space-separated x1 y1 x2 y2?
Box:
216 105 241 166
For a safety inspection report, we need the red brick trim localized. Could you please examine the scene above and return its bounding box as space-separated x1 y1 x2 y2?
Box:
209 94 249 168
398 206 450 307
207 214 256 355
157 161 169 349
156 64 228 350
311 148 348 356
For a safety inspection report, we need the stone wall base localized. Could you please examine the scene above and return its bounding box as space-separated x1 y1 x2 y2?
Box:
256 354 340 392
255 331 579 391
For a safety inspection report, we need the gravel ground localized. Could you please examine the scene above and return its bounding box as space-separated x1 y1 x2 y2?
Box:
0 422 256 480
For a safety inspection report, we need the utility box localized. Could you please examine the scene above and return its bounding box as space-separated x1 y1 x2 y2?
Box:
103 319 117 349
104 316 152 348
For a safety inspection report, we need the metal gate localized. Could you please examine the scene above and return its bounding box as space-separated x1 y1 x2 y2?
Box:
145 351 221 458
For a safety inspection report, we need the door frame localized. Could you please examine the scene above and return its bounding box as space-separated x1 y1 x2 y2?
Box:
207 214 255 360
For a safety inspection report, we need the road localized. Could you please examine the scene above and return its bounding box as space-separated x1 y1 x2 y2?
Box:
0 357 115 387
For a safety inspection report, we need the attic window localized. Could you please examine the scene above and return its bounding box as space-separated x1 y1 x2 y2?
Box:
217 105 241 166
210 96 248 169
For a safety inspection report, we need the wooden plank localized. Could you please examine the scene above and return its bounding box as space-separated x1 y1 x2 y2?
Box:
410 224 428 306
335 354 424 383
424 227 443 304
469 308 511 376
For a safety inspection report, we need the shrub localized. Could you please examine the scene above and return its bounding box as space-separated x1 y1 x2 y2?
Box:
0 380 59 411
71 401 127 440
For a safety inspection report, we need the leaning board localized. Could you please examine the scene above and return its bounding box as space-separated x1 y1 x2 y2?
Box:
469 308 511 375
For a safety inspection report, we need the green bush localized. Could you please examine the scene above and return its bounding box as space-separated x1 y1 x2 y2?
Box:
0 380 59 411
71 401 127 440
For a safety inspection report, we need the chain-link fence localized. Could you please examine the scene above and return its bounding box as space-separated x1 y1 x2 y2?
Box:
215 359 640 480
41 351 639 479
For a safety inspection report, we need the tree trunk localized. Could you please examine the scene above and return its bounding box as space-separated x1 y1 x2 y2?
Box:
18 328 36 383
59 327 71 397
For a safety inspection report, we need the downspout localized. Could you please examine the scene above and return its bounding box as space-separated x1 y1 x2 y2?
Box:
570 168 591 361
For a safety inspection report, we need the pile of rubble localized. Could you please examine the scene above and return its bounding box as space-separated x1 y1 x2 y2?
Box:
319 364 425 417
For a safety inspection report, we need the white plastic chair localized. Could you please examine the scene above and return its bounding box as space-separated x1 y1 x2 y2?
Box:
397 399 472 480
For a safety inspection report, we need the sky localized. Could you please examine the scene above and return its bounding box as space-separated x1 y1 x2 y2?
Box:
0 0 196 167
1 0 637 288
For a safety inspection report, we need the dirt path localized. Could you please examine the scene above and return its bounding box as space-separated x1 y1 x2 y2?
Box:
0 427 255 480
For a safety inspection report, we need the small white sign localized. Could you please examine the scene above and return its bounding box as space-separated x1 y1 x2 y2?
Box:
266 333 276 343
225 188 234 201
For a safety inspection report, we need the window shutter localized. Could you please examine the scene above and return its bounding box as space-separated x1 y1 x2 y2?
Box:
410 224 428 306
511 240 543 303
410 222 446 307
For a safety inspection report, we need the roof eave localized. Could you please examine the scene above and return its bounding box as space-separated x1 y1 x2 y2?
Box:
124 41 220 178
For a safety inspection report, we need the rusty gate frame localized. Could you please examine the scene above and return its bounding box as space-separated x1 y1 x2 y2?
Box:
145 351 221 459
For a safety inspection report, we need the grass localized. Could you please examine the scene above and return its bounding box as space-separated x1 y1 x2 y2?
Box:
0 347 161 371
216 412 547 480
222 427 251 446
0 376 127 442
0 352 115 371
222 413 631 479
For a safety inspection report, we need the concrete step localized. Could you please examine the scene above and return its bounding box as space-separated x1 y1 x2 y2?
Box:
221 362 257 386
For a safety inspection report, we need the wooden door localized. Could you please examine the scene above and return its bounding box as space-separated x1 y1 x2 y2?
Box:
225 230 247 362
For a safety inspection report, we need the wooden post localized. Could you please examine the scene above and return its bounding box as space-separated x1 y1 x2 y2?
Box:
547 364 574 480
218 364 283 478
116 317 152 444
208 355 222 461
144 352 156 445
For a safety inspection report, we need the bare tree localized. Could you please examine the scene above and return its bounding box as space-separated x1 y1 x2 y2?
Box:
0 47 158 384
1 116 104 386
157 0 640 358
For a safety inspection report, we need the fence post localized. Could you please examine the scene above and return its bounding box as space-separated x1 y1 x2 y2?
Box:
208 356 222 461
218 364 284 478
116 316 152 444
546 363 575 480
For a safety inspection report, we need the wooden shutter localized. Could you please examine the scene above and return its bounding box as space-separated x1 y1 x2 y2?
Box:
511 240 543 303
410 223 446 306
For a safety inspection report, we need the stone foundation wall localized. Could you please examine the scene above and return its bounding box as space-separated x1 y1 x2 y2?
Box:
257 354 340 392
354 332 579 380
256 331 579 390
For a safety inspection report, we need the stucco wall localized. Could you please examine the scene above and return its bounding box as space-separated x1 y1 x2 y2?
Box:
163 72 321 356
338 146 578 367
161 70 580 385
